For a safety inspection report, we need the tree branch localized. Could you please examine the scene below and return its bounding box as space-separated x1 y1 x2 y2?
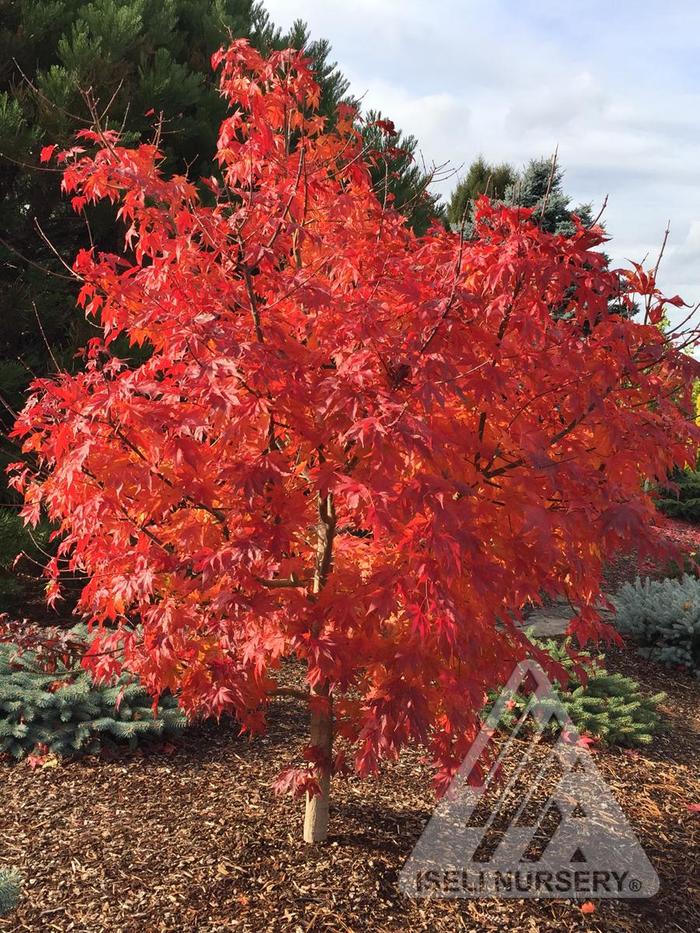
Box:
256 575 310 590
268 687 309 702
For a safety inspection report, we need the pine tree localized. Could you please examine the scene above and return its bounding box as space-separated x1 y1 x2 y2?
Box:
447 156 516 228
0 1 272 423
1 3 270 612
0 1 441 520
448 154 636 321
447 155 593 236
0 4 332 614
657 466 700 523
279 19 351 123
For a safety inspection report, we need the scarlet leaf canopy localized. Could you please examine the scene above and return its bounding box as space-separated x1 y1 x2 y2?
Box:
11 40 700 792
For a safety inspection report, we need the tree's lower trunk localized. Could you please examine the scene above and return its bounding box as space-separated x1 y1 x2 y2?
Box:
303 685 333 844
304 491 336 844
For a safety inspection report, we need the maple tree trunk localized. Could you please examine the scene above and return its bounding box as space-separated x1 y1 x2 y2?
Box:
303 683 333 844
304 490 336 844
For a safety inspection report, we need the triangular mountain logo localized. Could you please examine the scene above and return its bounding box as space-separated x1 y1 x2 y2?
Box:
399 661 659 899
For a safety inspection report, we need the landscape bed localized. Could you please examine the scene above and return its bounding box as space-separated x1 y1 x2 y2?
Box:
0 646 697 933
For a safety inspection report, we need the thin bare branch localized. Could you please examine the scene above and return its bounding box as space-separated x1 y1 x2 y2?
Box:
33 218 83 280
32 301 62 373
538 146 559 225
0 235 75 281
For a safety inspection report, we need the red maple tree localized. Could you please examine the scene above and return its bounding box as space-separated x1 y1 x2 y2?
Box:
11 41 699 842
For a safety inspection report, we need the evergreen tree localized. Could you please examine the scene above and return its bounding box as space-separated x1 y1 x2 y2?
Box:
614 575 700 676
0 2 278 614
0 4 439 611
447 156 516 228
280 19 351 123
0 0 275 434
507 157 637 319
269 24 442 233
490 635 666 747
657 466 700 523
447 154 633 320
504 156 594 235
447 155 594 235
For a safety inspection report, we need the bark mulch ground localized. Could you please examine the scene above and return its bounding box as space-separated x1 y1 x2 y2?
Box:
0 647 698 933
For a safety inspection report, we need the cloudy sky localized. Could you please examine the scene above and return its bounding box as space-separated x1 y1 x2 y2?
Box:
265 0 700 327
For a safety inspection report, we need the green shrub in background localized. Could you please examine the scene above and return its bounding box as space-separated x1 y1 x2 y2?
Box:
657 468 700 524
0 868 21 917
0 510 51 571
0 509 53 614
488 635 666 747
614 575 700 677
0 625 187 759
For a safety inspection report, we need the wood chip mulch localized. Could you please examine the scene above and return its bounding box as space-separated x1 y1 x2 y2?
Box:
0 647 698 933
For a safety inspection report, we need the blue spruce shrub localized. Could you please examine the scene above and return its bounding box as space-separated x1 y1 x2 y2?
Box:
0 868 21 916
613 574 700 677
0 625 187 759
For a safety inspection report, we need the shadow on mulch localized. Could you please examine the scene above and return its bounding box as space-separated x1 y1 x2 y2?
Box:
0 648 698 933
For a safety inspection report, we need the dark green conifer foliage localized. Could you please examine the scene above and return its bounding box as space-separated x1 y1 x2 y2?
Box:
0 1 276 434
0 2 450 614
279 18 350 123
447 155 593 235
447 156 516 228
0 1 439 460
657 467 700 523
